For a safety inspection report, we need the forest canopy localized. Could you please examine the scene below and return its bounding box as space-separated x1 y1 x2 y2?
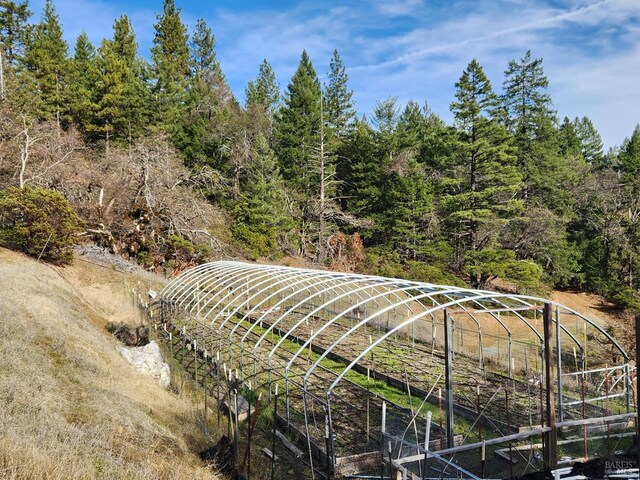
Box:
0 0 638 310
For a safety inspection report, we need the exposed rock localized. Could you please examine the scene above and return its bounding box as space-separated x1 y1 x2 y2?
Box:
117 341 170 388
108 322 149 347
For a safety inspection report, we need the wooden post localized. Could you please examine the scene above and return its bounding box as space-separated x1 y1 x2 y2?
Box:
387 441 393 480
444 309 455 449
324 406 333 479
246 382 252 480
581 373 588 459
380 402 386 480
271 384 278 480
555 307 564 434
605 366 611 451
234 390 240 470
481 440 486 479
438 389 444 450
506 389 513 479
542 303 557 469
216 351 221 429
635 315 640 466
203 349 208 417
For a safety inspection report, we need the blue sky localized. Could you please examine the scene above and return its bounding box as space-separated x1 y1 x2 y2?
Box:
30 0 640 148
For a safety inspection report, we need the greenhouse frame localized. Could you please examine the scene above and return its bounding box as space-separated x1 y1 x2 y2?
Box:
155 260 636 479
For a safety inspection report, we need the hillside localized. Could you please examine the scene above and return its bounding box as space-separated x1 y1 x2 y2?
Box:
0 247 222 480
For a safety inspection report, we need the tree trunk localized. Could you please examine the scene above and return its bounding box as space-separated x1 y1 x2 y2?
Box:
0 50 5 101
19 117 30 189
316 97 327 263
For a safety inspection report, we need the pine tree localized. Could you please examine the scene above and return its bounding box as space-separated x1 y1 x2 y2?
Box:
388 158 434 261
574 116 604 167
233 134 293 258
22 0 68 126
501 51 584 287
336 116 381 217
324 49 354 140
617 127 640 299
274 50 321 187
68 32 98 133
558 116 582 159
371 96 399 135
245 59 279 113
176 18 234 167
502 50 556 205
0 0 30 102
445 59 524 288
397 100 426 148
618 124 640 177
190 18 223 82
151 0 190 130
367 97 401 241
95 16 149 146
0 0 31 66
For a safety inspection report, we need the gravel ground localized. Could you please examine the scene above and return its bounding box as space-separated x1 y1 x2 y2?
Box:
74 244 168 284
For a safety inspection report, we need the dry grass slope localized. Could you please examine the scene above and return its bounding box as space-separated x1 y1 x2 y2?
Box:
0 248 222 480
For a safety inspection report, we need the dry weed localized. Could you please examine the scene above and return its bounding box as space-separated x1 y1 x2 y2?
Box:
0 248 223 479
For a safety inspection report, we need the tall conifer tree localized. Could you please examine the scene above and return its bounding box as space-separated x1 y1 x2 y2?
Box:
445 59 524 288
151 0 190 130
22 0 68 125
96 16 149 146
68 32 97 134
233 134 293 258
502 50 556 205
574 116 604 167
245 59 279 113
0 0 31 66
275 50 321 188
324 49 354 140
190 18 223 83
618 125 640 177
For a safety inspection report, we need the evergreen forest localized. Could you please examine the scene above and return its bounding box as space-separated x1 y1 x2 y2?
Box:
1 0 638 312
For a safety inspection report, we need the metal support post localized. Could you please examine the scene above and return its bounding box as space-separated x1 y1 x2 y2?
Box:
421 411 431 480
444 308 455 449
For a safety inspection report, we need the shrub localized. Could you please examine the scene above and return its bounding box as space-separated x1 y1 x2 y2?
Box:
0 187 82 264
165 234 212 267
609 286 640 313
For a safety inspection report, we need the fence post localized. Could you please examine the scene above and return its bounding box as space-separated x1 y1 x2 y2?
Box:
380 402 386 480
555 306 564 435
271 384 278 480
325 405 334 479
635 315 640 466
542 303 557 469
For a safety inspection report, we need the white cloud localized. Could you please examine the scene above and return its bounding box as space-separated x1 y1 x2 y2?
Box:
373 0 425 17
548 43 640 146
343 0 640 146
28 0 640 147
